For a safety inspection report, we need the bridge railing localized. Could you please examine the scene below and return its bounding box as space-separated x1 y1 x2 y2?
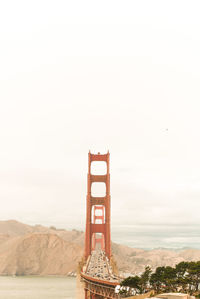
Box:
83 277 120 299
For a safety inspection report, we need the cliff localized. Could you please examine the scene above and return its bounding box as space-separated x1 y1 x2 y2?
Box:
0 220 200 276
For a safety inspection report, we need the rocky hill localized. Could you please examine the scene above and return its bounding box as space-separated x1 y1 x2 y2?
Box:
0 233 82 275
0 220 200 276
112 242 200 274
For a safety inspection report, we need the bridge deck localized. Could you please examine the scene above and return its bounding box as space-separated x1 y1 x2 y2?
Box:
82 250 119 284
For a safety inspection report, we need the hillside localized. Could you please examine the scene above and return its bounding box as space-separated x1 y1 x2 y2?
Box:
0 233 82 275
112 243 200 274
0 220 200 276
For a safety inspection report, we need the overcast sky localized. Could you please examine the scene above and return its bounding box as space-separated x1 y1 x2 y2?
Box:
0 0 200 249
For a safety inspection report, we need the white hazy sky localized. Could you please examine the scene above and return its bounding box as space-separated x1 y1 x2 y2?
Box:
0 0 200 248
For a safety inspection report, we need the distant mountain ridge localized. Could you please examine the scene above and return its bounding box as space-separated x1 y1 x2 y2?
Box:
0 220 200 276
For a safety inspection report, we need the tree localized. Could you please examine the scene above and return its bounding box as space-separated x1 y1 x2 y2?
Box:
150 268 165 293
121 276 141 293
163 266 177 292
120 260 200 297
140 266 152 293
175 262 190 292
188 261 200 293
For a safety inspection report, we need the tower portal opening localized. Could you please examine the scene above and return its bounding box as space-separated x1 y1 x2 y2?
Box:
91 161 107 175
91 182 106 197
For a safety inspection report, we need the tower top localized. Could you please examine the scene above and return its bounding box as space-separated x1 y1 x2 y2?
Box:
88 151 110 162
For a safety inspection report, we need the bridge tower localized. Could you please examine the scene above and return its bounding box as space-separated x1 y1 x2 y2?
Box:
92 206 105 251
85 151 111 260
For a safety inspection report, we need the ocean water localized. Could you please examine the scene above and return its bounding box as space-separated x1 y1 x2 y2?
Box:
0 276 77 299
111 224 200 249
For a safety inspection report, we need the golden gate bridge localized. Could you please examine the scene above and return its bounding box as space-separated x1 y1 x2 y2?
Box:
80 151 121 299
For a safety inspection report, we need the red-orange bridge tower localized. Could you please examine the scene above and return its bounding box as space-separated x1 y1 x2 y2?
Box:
81 152 119 299
85 151 111 260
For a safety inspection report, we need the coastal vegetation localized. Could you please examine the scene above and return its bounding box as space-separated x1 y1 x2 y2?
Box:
121 261 200 296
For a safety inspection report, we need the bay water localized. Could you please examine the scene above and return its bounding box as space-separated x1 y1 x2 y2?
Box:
0 276 77 299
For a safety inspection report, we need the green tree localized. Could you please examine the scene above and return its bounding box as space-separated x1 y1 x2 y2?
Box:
175 262 190 292
150 270 163 293
121 276 141 293
163 266 177 292
140 266 152 293
188 261 200 293
121 260 200 297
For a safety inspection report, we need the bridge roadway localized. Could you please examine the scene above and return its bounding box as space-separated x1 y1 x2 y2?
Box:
81 250 121 298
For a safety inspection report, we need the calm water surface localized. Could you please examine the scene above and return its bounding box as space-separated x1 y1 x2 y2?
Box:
0 276 77 299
